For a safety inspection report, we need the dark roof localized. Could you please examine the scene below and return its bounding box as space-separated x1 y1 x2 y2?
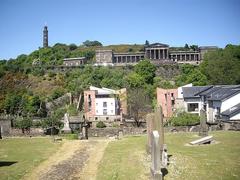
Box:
188 85 240 101
146 43 169 48
221 103 240 117
182 86 212 98
207 87 240 101
199 46 218 50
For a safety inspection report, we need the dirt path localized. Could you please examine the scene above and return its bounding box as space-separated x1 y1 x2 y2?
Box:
23 139 110 180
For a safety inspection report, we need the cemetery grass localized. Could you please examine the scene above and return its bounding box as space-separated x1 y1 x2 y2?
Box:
0 137 61 180
96 131 240 180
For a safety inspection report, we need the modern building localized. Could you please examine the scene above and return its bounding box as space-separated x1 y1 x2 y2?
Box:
84 86 127 124
96 43 218 65
63 57 86 66
157 84 240 122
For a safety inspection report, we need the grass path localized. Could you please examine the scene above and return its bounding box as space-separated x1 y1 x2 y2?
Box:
23 139 110 180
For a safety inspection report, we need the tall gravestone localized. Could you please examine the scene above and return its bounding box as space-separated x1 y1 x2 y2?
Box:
151 131 162 180
199 108 208 137
146 113 154 153
154 105 164 161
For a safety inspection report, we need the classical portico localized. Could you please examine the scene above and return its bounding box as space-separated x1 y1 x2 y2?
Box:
145 43 169 60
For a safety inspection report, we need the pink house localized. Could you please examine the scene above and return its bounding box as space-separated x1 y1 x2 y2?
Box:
156 88 178 119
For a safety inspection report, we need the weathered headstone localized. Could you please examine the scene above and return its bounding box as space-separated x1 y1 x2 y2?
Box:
151 130 162 180
146 113 154 153
118 131 123 139
199 108 208 137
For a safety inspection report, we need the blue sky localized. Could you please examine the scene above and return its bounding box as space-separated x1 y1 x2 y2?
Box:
0 0 239 59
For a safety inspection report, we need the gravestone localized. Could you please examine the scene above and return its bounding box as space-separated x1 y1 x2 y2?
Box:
146 113 154 153
151 131 162 180
199 108 208 137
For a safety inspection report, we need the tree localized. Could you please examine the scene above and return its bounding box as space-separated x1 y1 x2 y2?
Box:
175 64 207 86
190 45 199 51
145 40 150 46
134 59 156 84
184 43 189 49
83 40 102 47
200 45 240 85
126 73 145 88
69 43 78 51
15 117 32 134
127 88 152 127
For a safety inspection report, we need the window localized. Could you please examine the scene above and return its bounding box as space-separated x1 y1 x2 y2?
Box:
111 102 113 106
103 102 107 107
111 110 113 113
103 109 107 115
96 103 98 106
187 103 199 112
106 117 109 120
95 117 98 120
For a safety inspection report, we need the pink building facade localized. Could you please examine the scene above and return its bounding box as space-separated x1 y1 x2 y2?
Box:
156 88 178 119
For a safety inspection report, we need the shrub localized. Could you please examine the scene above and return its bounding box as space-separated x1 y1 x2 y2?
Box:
67 104 78 116
50 89 65 100
169 111 200 126
96 121 106 128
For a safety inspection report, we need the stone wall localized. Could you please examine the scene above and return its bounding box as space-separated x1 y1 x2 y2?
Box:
8 128 44 137
88 127 146 137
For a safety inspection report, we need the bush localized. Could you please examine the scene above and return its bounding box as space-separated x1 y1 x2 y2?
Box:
169 111 200 126
96 121 106 128
50 89 65 100
67 104 78 116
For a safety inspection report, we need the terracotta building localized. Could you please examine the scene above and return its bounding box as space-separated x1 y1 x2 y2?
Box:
156 87 178 119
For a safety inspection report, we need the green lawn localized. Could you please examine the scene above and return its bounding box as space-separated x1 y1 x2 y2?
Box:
0 137 61 180
96 131 240 180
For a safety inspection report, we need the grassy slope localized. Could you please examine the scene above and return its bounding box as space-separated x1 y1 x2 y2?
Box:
0 138 61 180
97 131 240 180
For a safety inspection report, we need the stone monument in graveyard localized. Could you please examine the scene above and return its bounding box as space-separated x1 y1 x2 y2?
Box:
199 108 208 137
62 113 71 133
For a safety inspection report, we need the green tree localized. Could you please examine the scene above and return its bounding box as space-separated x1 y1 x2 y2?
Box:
145 40 150 46
200 45 240 84
83 40 102 47
134 59 156 84
126 73 145 88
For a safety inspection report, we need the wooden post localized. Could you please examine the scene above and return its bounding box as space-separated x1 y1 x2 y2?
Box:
151 131 162 180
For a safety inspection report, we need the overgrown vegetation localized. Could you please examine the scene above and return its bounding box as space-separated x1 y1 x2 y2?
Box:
96 121 106 128
0 43 239 130
169 111 200 126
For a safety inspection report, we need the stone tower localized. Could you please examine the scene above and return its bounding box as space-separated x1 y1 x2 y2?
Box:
43 26 48 48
